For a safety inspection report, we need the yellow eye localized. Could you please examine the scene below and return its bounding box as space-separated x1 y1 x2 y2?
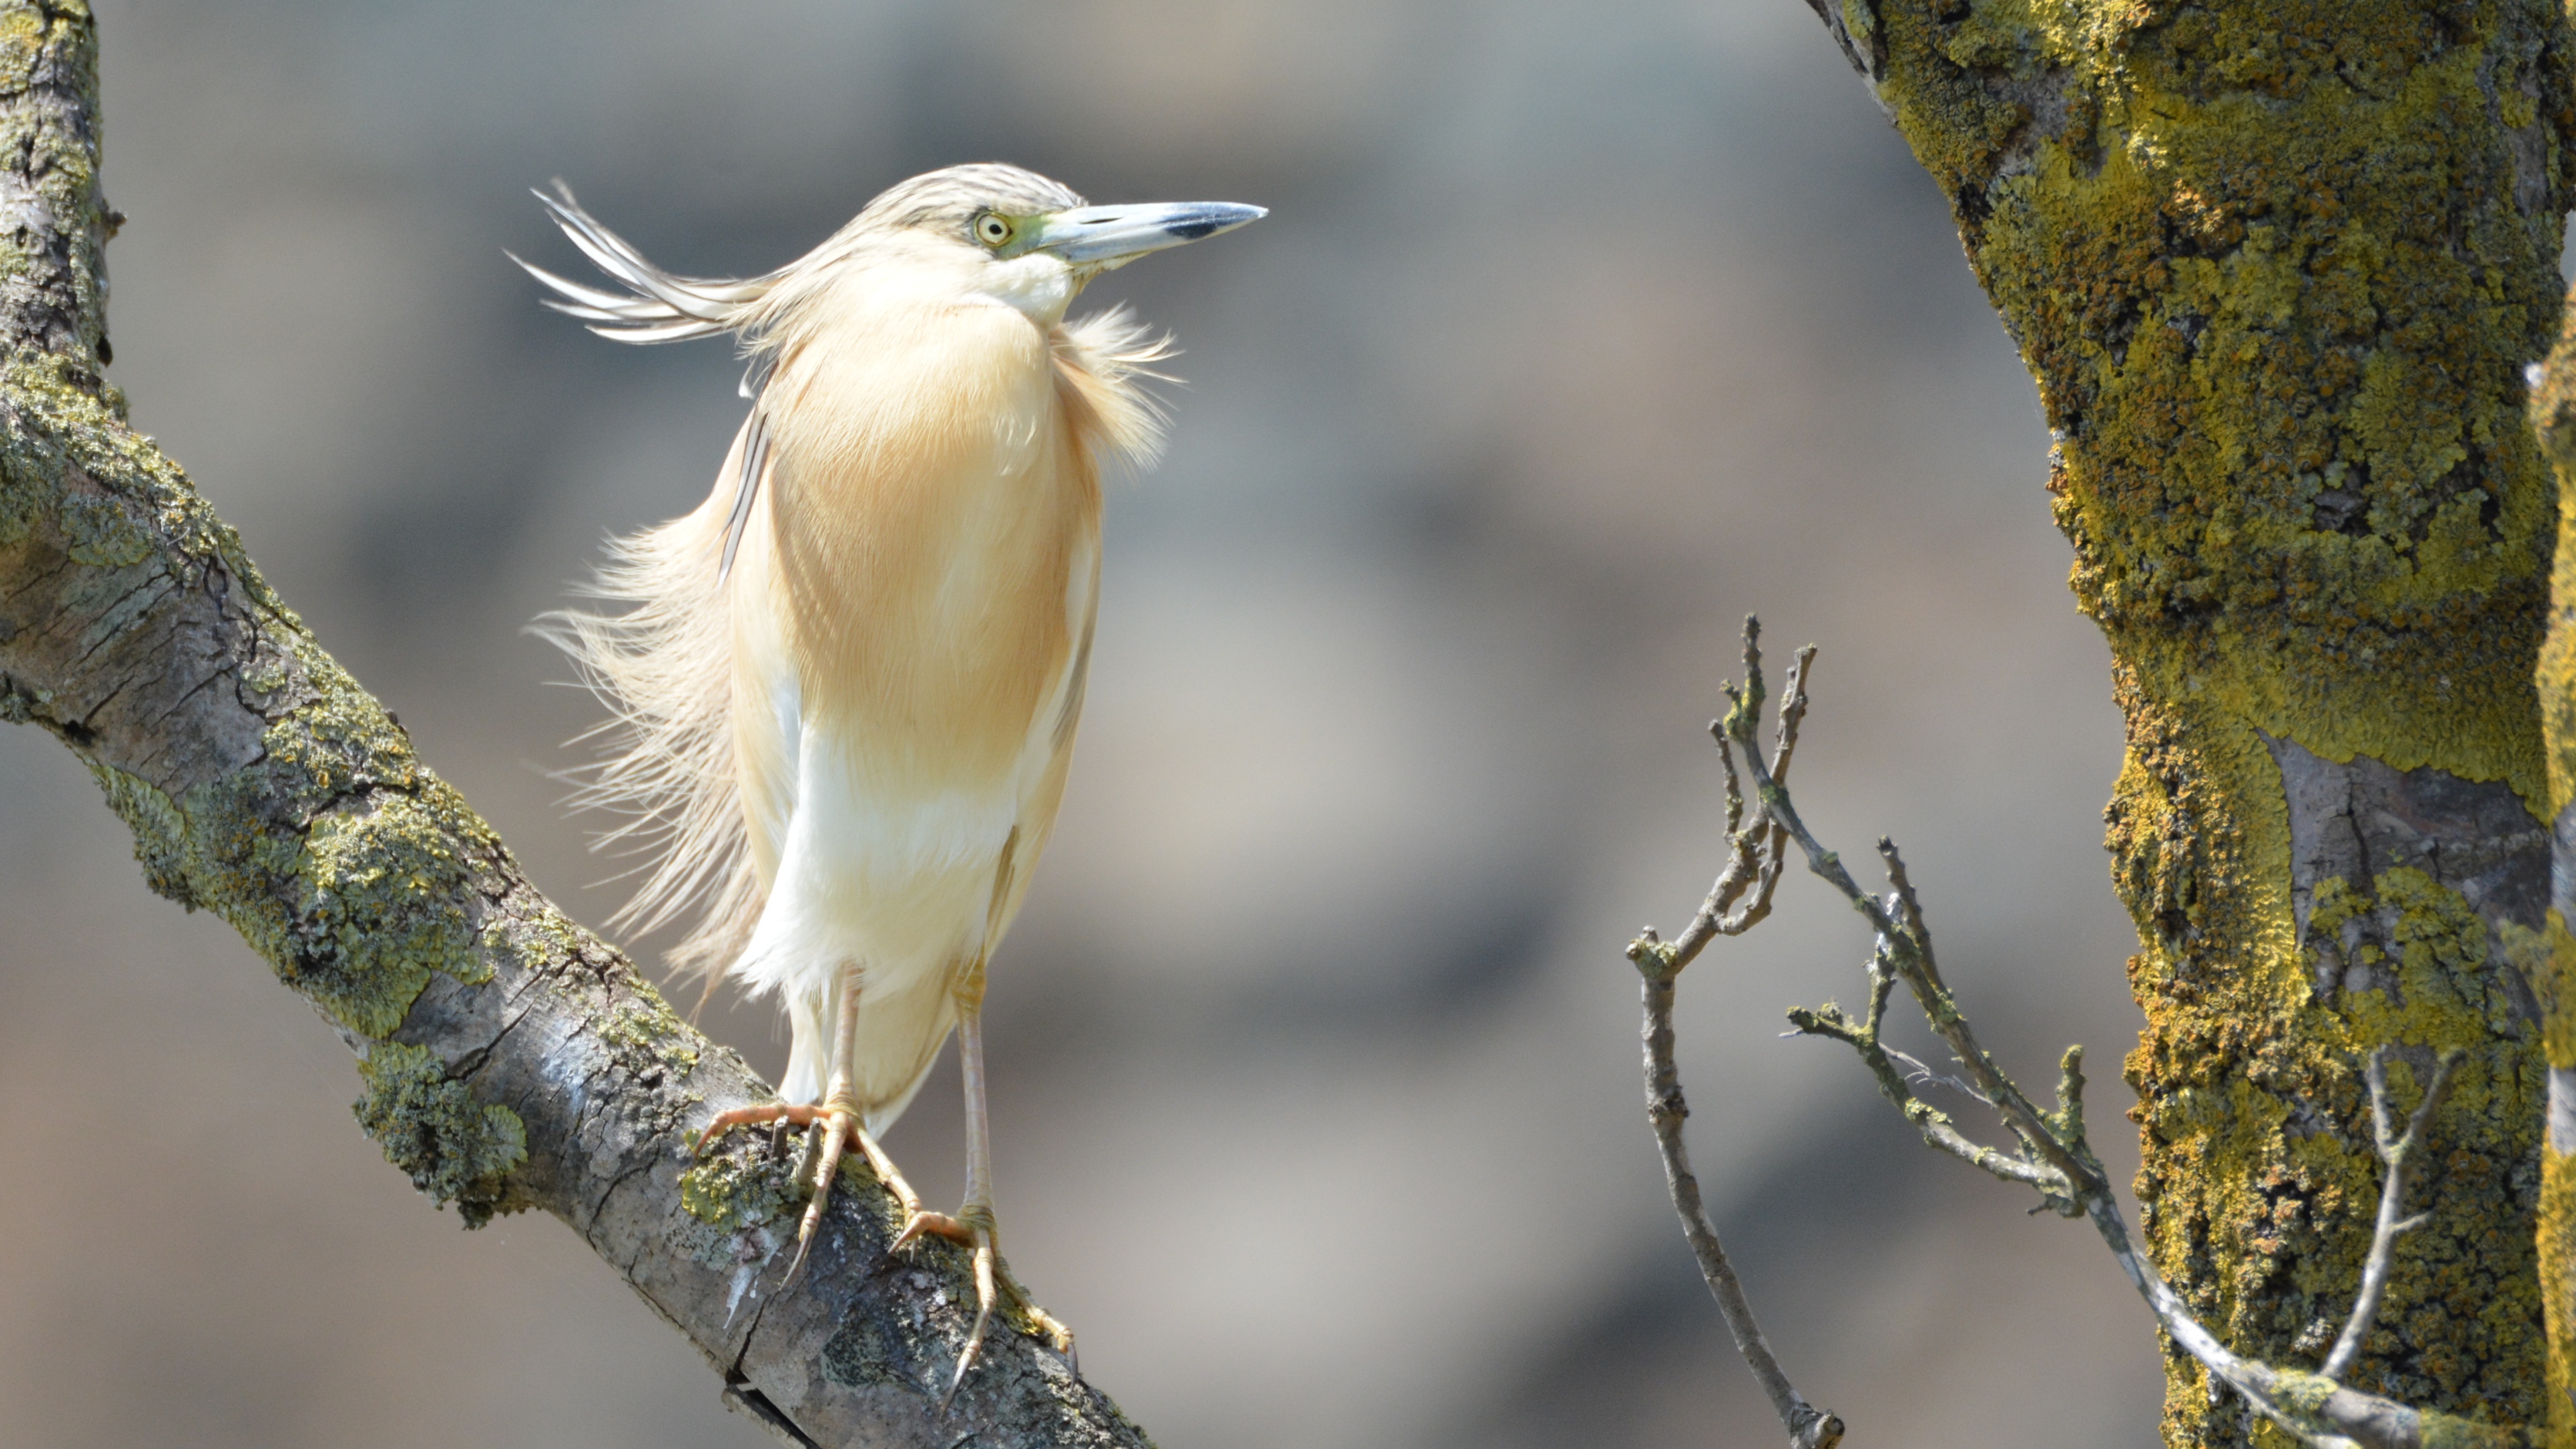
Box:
975 213 1013 247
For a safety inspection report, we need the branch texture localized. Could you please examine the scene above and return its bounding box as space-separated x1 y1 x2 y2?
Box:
2523 268 2576 1449
0 6 1138 1445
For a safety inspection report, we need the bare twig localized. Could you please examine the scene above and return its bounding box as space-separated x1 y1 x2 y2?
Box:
1623 617 1841 1448
2319 1049 2465 1383
1638 621 1814 981
1636 972 1844 1449
1631 616 2518 1449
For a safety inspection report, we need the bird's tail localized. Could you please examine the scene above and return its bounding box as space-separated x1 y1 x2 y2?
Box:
512 181 775 346
534 421 765 987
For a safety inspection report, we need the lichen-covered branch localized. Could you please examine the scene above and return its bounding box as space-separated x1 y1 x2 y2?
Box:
1794 4 2568 1442
0 6 1142 1445
1639 619 2526 1449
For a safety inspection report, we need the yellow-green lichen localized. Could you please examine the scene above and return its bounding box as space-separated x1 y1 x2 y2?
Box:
1881 0 2561 808
2524 279 2576 1449
74 631 502 1040
1868 2 2569 1442
596 997 700 1076
0 676 47 724
2497 915 2576 1071
0 4 111 376
2525 282 2576 819
279 793 492 1036
679 1147 805 1235
2541 1144 2576 1446
58 487 148 568
2418 1408 2536 1448
353 1040 528 1229
87 762 191 906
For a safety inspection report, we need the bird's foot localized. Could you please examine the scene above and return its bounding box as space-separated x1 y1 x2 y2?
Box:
694 1100 891 1289
891 1201 1077 1405
696 1106 1075 1391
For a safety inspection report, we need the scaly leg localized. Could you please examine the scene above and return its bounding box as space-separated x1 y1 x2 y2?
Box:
888 962 1075 1405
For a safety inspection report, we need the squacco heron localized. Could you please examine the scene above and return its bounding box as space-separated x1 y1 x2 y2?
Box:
522 164 1261 1387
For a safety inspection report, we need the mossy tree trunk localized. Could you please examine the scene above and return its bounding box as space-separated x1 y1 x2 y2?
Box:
1811 3 2575 1443
2520 279 2576 1445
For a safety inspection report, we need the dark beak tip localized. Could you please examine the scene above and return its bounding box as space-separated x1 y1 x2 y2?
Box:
1172 203 1266 241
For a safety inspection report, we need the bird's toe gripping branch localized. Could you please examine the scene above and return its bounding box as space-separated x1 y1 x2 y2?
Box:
892 1201 1077 1407
695 1098 907 1287
695 1104 1075 1397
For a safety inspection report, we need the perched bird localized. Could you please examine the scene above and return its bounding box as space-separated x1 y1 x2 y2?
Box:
523 165 1262 1387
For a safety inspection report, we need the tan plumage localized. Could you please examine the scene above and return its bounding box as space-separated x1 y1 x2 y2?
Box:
526 165 1259 1385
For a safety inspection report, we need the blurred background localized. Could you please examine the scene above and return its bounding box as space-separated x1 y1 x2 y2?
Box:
0 2 2162 1444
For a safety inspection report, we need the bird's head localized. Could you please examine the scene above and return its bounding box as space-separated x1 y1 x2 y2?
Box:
846 163 1264 323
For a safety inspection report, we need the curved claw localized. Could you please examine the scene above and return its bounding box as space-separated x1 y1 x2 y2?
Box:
708 1107 1077 1395
935 1222 1002 1412
922 1208 1075 1409
892 1208 975 1254
779 1109 857 1291
1006 1287 1077 1366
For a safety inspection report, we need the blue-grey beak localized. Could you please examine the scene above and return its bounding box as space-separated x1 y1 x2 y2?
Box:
1032 202 1266 266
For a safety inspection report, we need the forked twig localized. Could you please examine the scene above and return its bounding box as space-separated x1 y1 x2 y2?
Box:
2319 1048 2465 1383
1626 619 1840 1449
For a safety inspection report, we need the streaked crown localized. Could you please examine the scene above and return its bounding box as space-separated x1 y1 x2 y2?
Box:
855 164 1086 237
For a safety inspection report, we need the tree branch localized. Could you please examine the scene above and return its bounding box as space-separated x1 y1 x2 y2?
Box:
1632 968 1843 1449
1634 616 2527 1449
1625 619 1839 1449
0 7 1140 1445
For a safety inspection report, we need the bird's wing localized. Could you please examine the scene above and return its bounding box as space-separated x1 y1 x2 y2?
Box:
512 180 772 345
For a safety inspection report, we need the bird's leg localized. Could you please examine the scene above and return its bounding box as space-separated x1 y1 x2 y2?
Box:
692 969 861 1157
891 961 1075 1403
778 961 875 1287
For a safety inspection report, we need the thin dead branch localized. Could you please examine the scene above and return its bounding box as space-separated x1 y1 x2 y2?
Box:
1625 619 1840 1449
1635 971 1844 1449
1627 616 2521 1449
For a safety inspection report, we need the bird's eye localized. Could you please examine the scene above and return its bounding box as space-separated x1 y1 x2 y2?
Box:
975 213 1014 247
